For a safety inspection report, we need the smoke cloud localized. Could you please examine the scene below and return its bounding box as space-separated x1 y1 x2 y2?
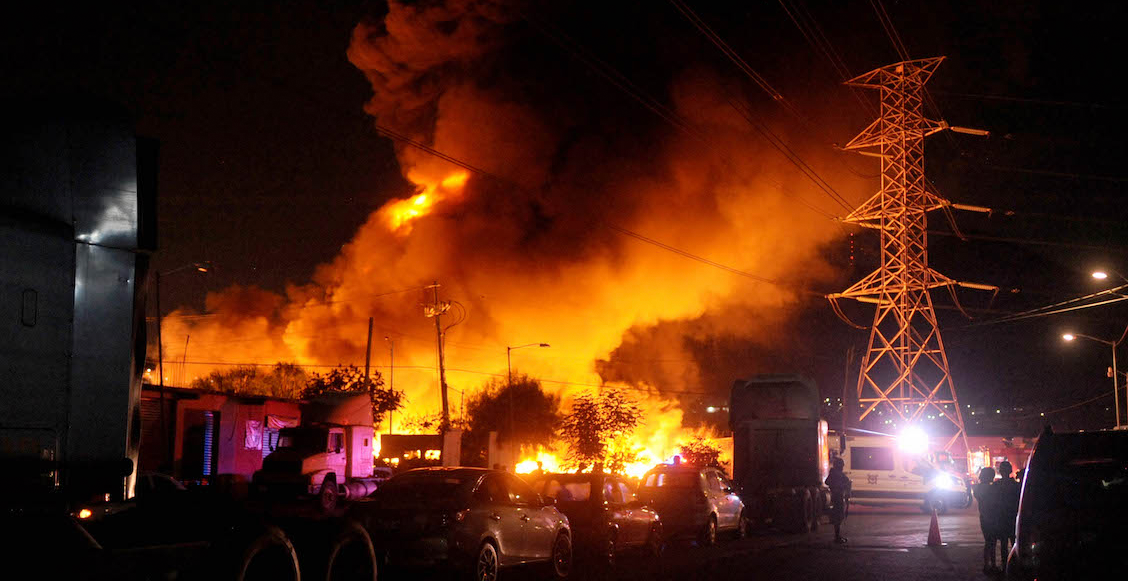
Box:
163 0 863 451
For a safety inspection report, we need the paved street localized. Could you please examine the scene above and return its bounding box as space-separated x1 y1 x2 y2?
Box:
598 505 991 581
391 504 994 581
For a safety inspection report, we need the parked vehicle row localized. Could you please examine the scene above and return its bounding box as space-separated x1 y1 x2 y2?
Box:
347 462 752 580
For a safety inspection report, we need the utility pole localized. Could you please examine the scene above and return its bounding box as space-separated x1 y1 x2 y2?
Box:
180 335 190 387
424 282 451 430
385 336 394 434
364 317 374 380
826 57 995 454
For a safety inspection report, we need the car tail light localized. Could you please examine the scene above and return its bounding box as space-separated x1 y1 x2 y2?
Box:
441 509 470 528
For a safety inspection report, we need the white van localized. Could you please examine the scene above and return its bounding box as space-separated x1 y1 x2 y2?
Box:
839 435 968 513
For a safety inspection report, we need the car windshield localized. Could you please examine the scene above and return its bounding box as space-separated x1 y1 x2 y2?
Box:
276 428 327 452
378 471 476 501
533 477 593 502
641 471 698 488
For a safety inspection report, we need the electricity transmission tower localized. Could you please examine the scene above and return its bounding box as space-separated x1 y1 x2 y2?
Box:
826 57 995 452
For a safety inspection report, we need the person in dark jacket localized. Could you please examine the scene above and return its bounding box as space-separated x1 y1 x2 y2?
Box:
994 461 1020 565
825 457 851 544
973 466 999 573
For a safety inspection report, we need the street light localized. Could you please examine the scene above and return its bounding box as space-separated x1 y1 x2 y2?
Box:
154 261 210 468
507 343 550 439
1092 269 1128 283
1062 326 1128 428
155 262 211 388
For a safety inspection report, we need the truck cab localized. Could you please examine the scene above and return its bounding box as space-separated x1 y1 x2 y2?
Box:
840 435 968 513
254 395 379 510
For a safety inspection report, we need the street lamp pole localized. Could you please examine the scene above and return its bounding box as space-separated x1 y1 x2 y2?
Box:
506 343 550 441
154 261 210 469
1064 326 1128 428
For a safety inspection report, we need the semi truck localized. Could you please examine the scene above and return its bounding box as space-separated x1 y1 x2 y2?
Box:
254 393 382 510
729 374 830 533
2 101 377 580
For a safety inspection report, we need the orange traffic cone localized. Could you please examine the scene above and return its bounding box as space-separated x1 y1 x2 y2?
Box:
926 508 943 546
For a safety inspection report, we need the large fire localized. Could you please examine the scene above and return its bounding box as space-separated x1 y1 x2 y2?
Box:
159 0 861 478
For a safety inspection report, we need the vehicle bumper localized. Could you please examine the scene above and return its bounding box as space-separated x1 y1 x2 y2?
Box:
655 510 709 540
377 531 475 570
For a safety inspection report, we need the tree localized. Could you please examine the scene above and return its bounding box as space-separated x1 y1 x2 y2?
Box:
465 375 561 448
302 365 403 426
189 362 308 399
678 435 725 469
560 388 643 473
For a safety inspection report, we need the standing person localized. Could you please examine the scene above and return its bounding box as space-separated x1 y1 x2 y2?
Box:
973 467 999 573
825 457 851 544
994 461 1020 566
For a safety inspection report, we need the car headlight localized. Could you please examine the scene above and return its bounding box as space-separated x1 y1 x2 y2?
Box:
930 474 957 490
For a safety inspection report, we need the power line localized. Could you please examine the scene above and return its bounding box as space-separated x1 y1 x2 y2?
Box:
605 223 824 296
666 0 804 120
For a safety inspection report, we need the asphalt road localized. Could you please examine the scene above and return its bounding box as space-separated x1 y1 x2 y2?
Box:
396 504 996 581
597 505 992 581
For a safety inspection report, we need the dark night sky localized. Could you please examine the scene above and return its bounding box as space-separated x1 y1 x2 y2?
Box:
5 1 1126 432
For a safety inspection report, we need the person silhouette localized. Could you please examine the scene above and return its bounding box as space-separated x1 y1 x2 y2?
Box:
825 457 851 543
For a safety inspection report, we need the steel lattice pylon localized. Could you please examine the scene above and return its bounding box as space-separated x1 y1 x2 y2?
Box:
828 57 981 452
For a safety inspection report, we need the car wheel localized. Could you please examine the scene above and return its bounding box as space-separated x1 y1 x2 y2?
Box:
551 533 572 579
474 541 499 581
737 509 751 539
318 476 338 512
601 532 617 568
698 516 717 547
646 523 664 558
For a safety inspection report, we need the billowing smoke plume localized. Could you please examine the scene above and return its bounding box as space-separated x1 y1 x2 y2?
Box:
162 0 862 449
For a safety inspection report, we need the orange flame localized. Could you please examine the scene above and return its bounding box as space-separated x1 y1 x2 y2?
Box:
382 171 469 232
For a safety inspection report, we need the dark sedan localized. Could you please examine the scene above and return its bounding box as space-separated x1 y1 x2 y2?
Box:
350 467 572 581
530 472 663 565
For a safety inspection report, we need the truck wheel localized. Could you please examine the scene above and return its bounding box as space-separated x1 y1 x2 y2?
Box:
806 489 820 532
294 520 378 581
214 525 300 581
319 476 338 512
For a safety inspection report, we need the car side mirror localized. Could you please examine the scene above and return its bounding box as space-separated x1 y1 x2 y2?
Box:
540 494 556 507
627 500 645 509
723 486 735 494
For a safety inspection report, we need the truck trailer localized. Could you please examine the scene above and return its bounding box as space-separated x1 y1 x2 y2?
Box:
1 102 377 581
729 374 830 533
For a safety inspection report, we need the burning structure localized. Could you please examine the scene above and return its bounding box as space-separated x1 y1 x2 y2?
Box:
159 0 866 474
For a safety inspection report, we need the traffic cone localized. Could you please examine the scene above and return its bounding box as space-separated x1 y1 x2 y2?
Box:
926 508 943 546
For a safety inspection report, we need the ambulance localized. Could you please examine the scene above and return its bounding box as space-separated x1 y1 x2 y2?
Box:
838 429 970 513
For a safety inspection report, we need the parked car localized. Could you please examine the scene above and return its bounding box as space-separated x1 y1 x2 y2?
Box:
350 467 572 580
1006 427 1128 580
529 472 663 565
637 463 748 546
